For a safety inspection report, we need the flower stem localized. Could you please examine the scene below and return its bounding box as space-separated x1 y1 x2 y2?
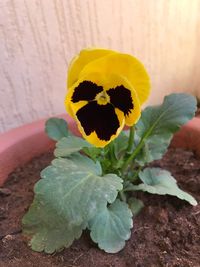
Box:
109 141 116 164
119 190 127 202
126 126 135 154
129 165 142 183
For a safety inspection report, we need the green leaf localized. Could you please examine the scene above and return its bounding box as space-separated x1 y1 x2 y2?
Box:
45 118 69 141
22 199 86 253
135 134 171 166
54 136 91 157
89 199 133 253
129 168 197 206
137 93 197 137
135 93 197 164
128 197 144 216
23 154 122 253
113 131 129 159
82 146 102 161
63 153 102 175
37 154 122 225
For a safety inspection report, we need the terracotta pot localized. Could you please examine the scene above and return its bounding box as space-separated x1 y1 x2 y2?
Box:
0 116 200 187
0 114 79 187
171 117 200 156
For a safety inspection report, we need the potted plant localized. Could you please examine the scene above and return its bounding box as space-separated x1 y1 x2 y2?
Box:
1 48 199 267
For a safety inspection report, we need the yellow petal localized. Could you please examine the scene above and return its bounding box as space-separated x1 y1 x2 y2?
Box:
65 83 76 117
79 53 150 104
65 72 141 126
67 48 117 88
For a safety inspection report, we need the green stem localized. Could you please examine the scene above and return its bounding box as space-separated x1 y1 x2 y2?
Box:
123 186 137 192
109 142 116 165
129 166 142 183
126 126 135 154
119 190 127 202
121 104 171 173
121 138 145 173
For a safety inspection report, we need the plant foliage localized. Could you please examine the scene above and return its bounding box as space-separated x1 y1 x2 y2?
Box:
23 93 197 254
45 117 69 141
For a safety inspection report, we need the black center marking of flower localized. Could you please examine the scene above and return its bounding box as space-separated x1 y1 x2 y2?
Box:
76 101 120 141
72 81 103 103
107 85 134 116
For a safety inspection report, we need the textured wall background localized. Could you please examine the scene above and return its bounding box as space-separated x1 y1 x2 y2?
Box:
0 0 200 133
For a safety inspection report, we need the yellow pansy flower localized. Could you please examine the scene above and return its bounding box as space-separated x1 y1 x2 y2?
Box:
65 48 150 147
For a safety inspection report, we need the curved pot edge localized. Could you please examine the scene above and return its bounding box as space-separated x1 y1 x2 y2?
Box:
171 117 200 155
0 116 199 186
0 114 79 186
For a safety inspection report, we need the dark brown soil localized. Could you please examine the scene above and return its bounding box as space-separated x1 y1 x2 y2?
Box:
0 148 200 267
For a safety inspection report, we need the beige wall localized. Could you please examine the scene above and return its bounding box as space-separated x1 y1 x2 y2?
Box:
0 0 200 133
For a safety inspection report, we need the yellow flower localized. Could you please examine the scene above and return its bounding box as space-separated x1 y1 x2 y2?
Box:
65 48 150 147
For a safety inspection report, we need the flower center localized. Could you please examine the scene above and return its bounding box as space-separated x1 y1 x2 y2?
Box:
95 91 110 105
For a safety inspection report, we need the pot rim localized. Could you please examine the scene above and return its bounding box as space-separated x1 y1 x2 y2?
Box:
0 116 200 186
0 114 78 186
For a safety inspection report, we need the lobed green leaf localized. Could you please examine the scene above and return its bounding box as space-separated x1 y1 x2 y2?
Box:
23 199 86 254
45 118 68 141
89 199 133 253
39 155 123 225
23 153 123 253
128 168 197 206
135 93 197 164
54 136 91 157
